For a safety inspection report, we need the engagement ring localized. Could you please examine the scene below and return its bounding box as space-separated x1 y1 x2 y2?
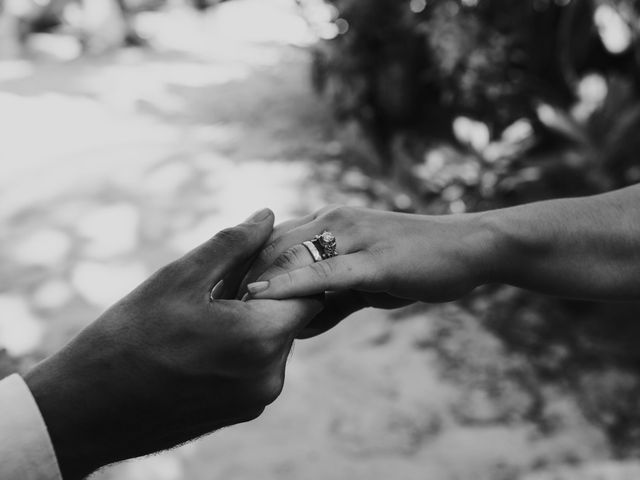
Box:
302 230 338 262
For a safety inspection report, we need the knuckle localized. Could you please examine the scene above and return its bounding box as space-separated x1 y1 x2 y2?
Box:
258 241 277 264
239 406 266 422
215 226 249 249
323 205 354 223
154 260 181 281
316 204 339 217
283 269 296 288
147 260 187 291
254 373 285 405
250 245 277 280
312 260 334 281
313 203 338 220
272 246 304 270
323 205 345 221
269 222 291 242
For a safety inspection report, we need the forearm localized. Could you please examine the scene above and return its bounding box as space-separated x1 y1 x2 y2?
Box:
477 184 640 300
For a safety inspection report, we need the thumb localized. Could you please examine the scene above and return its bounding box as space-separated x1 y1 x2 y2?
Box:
184 208 275 288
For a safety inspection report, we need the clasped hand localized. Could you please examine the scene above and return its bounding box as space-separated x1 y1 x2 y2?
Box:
24 205 491 480
25 208 322 480
242 205 492 337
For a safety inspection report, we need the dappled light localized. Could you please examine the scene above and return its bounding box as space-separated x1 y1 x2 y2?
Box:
71 261 149 308
0 295 44 356
3 1 640 479
594 4 632 54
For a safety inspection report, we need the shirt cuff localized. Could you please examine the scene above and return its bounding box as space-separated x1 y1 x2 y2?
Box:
0 374 62 480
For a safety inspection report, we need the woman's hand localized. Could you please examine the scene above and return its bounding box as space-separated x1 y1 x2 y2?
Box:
242 206 496 321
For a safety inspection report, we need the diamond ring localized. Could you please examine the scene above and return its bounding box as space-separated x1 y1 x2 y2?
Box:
303 230 338 261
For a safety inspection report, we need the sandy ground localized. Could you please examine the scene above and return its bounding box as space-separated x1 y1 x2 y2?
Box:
1 1 639 479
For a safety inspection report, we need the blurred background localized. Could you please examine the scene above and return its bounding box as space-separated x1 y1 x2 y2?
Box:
2 0 640 478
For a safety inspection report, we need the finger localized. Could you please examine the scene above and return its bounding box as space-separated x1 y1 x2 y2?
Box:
248 252 374 299
267 214 316 244
242 219 324 289
241 217 357 296
247 297 325 337
269 204 340 239
237 214 316 298
209 255 256 300
250 235 366 299
297 291 367 339
257 222 360 280
182 208 275 290
240 206 358 295
257 243 317 283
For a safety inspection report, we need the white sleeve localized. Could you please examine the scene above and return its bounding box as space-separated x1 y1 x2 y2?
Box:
0 374 62 480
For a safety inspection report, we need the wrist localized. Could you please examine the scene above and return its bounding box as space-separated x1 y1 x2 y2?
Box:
24 353 106 480
410 211 506 299
463 210 514 287
472 206 548 288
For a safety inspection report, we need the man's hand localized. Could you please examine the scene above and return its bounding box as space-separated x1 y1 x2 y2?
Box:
23 209 323 480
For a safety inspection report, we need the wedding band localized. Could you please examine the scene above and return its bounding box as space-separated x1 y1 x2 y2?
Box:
302 240 323 263
302 230 338 262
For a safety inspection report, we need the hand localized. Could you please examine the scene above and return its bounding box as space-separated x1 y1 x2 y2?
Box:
24 209 322 480
241 206 493 334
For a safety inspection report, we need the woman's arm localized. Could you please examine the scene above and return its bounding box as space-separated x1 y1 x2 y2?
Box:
481 183 640 300
247 184 640 303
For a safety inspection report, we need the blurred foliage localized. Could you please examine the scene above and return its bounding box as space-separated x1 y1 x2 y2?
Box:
308 0 640 455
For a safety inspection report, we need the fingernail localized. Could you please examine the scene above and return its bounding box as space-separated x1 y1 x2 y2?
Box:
209 280 225 301
246 208 272 223
247 281 269 295
241 292 250 302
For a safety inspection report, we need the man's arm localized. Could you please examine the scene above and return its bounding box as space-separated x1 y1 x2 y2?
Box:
480 184 640 300
0 375 62 480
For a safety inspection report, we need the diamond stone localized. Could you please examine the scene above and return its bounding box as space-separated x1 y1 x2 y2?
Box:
321 232 334 244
